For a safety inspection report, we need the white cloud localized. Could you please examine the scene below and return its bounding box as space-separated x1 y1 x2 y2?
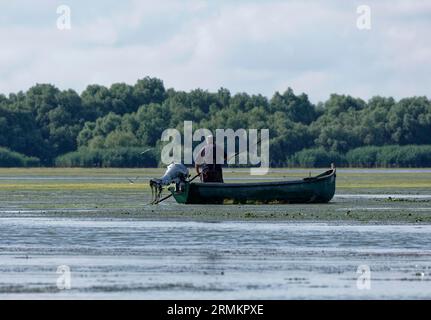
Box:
0 0 430 102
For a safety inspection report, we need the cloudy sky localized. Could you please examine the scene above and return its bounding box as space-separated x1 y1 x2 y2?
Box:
1 0 430 102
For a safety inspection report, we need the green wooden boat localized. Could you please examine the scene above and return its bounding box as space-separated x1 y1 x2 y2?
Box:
168 168 336 204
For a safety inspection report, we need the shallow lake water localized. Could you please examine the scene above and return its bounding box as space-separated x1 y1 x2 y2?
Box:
0 217 430 299
0 168 430 299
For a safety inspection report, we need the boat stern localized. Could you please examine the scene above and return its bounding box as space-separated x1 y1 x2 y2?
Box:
168 183 190 204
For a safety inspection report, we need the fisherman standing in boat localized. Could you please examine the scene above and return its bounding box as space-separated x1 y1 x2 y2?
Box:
195 135 227 183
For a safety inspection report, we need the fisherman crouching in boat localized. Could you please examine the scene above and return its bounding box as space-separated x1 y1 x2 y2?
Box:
195 135 227 183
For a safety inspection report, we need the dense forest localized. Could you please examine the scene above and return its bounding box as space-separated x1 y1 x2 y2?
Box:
1 77 431 167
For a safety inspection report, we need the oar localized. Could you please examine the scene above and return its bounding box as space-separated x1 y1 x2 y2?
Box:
153 193 173 205
152 172 201 205
189 172 202 182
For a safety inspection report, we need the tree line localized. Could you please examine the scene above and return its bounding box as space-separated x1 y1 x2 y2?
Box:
1 77 431 167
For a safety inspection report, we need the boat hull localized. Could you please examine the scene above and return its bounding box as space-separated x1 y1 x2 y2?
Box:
170 169 336 204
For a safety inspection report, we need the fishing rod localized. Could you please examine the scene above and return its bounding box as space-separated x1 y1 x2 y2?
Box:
125 148 154 183
140 148 152 155
226 138 263 163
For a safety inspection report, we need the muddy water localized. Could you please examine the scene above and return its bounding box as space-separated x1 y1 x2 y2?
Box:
0 217 430 299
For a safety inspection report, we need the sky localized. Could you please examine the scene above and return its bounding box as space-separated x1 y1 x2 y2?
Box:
0 0 430 102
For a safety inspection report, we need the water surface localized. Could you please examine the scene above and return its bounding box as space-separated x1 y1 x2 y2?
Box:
0 217 430 299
